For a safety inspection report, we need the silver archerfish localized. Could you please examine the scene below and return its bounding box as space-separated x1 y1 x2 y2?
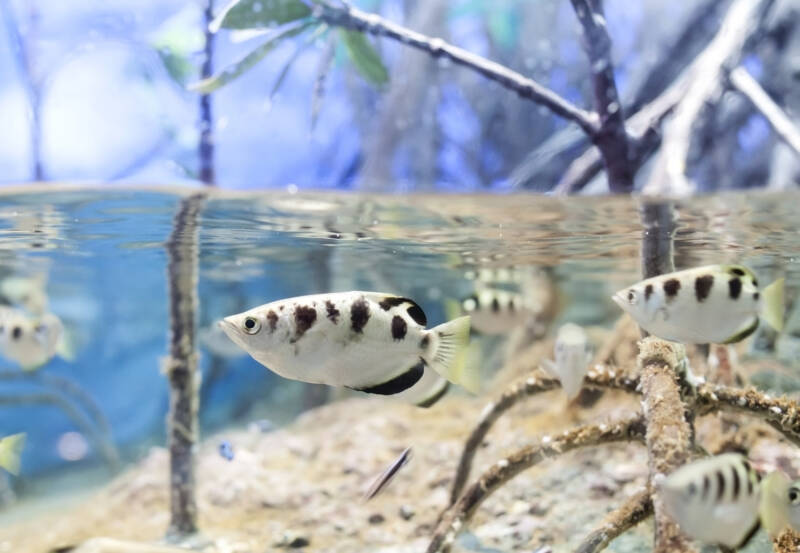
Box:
541 323 591 400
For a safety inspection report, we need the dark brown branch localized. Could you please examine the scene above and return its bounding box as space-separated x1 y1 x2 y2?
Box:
729 66 800 158
638 338 696 553
313 2 599 137
570 0 633 193
640 202 676 279
644 0 776 196
575 488 653 553
428 414 646 553
448 368 640 507
199 0 216 185
164 193 205 538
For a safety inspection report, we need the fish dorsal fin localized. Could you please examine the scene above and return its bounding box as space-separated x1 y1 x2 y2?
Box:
722 264 757 280
364 293 427 326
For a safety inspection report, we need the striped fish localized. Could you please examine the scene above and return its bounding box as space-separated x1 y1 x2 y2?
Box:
458 288 533 335
659 453 761 548
364 447 412 501
220 292 476 407
612 265 784 344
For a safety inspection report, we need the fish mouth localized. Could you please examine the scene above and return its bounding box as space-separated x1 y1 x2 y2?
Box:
218 317 237 337
610 292 626 310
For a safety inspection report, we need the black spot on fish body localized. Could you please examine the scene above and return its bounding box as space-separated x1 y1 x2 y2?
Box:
731 465 741 500
350 298 370 333
702 474 711 500
406 304 426 326
694 275 714 302
391 315 407 341
354 359 425 395
644 284 653 301
753 292 760 301
663 278 681 299
716 470 726 501
419 335 430 350
752 278 758 287
491 297 500 312
325 300 340 324
267 311 278 333
11 326 21 340
730 267 746 276
378 297 407 310
294 305 317 340
729 277 742 299
508 298 515 311
377 296 427 326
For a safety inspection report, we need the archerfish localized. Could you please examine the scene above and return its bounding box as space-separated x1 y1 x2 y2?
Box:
541 323 591 400
659 453 761 549
612 265 784 344
457 288 534 335
0 308 64 370
219 292 475 407
760 471 800 539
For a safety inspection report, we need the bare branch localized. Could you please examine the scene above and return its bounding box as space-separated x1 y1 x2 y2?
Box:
729 66 800 158
575 488 653 553
199 0 216 186
570 0 632 193
313 2 599 137
428 414 647 553
643 0 776 196
638 338 697 553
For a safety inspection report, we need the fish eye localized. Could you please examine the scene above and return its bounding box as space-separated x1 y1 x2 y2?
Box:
626 289 638 305
790 488 800 504
243 317 261 335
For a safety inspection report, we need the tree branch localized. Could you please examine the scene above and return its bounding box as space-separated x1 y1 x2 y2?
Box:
638 338 696 553
428 414 647 553
570 0 633 193
729 66 800 158
447 368 640 508
575 488 653 553
199 0 216 186
643 0 776 196
313 1 599 137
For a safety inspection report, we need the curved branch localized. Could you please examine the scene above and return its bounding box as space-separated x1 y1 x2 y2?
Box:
575 488 653 553
448 368 640 507
429 414 646 553
0 392 119 470
313 2 599 137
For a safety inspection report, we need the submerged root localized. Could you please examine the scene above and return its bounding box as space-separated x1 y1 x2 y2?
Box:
575 488 653 553
448 366 640 507
429 414 646 553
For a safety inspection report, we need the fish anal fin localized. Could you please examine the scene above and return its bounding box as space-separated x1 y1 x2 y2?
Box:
352 359 425 396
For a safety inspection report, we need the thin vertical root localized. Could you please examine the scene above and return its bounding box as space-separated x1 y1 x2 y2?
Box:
429 414 646 553
575 488 653 553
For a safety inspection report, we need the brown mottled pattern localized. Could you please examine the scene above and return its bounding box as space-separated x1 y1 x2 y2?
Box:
294 305 317 340
644 284 653 301
419 335 430 350
267 311 278 333
391 315 407 341
694 274 714 302
378 296 407 311
325 300 340 324
662 278 681 299
728 277 742 299
350 297 370 333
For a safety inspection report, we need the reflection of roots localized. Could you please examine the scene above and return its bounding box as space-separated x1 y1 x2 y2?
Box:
0 370 119 470
434 325 800 553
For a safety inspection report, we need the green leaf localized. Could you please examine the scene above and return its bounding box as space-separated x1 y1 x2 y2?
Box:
189 20 316 94
157 48 195 86
339 29 388 86
212 0 312 31
270 24 328 100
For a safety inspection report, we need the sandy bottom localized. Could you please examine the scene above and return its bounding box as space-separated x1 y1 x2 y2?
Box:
0 323 795 553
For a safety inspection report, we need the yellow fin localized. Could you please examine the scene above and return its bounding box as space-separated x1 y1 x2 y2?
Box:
443 299 464 322
0 433 25 475
761 471 791 538
427 316 479 393
761 278 785 332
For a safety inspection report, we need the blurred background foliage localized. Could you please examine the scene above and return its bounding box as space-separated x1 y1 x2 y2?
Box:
0 0 797 192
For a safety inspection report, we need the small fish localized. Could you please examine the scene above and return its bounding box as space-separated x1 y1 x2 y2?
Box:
760 471 800 539
541 323 591 400
612 265 784 344
659 453 761 548
364 447 412 501
0 433 25 475
457 289 534 335
218 440 234 461
0 274 49 315
0 309 64 370
219 292 477 406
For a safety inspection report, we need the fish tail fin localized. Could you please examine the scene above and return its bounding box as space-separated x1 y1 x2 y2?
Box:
0 433 25 475
426 316 479 393
761 278 784 332
760 471 791 538
443 299 463 322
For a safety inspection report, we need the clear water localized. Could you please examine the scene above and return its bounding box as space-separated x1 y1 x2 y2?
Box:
0 186 797 542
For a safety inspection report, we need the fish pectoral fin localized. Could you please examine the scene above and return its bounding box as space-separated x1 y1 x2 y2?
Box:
761 277 785 332
352 360 425 396
425 316 479 393
0 433 25 475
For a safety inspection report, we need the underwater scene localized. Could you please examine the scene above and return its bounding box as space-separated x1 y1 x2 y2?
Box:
0 188 797 553
2 0 800 551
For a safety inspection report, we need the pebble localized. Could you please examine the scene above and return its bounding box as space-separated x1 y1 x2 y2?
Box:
368 513 385 524
399 505 415 520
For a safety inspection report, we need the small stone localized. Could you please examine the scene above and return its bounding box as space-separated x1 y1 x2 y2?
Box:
399 505 415 520
273 531 311 548
368 513 385 524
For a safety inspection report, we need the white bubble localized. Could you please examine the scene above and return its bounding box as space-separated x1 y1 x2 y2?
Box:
57 432 89 461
